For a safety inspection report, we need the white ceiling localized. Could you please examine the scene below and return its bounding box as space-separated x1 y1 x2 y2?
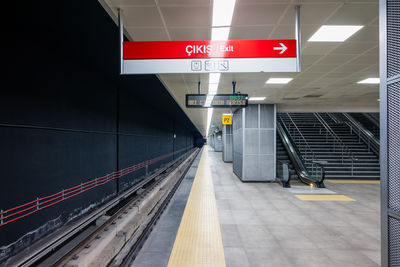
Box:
103 0 379 136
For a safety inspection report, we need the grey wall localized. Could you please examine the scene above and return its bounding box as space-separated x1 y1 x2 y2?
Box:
222 124 233 162
233 104 276 182
233 109 243 178
380 0 400 266
214 132 223 152
0 0 199 259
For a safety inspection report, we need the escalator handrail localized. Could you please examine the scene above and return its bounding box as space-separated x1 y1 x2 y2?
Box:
364 113 380 128
277 120 325 187
343 113 380 156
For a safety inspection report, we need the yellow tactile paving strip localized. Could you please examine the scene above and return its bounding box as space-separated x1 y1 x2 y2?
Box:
295 194 356 201
167 148 226 267
326 179 380 184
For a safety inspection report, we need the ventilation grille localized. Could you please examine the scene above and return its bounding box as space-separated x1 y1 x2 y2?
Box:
388 82 400 213
387 0 400 78
389 217 400 266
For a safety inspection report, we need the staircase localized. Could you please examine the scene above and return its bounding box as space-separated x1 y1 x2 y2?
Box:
279 113 380 180
276 133 300 183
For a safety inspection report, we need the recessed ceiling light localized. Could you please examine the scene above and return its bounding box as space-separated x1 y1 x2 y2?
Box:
266 78 293 84
212 0 236 27
357 78 380 84
211 27 230 40
207 108 214 135
249 97 266 101
308 25 363 42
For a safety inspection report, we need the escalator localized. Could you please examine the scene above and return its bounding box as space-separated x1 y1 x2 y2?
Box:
276 119 325 188
276 134 300 187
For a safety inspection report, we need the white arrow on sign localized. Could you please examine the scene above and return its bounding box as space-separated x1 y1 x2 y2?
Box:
273 43 287 54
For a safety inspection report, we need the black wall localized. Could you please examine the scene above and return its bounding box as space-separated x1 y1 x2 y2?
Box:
0 0 200 255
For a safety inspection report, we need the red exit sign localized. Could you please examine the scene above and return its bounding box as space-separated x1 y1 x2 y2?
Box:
123 40 296 60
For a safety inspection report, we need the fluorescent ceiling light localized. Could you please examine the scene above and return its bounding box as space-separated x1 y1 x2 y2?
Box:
209 73 221 84
249 97 266 101
211 27 230 40
308 25 363 42
357 78 380 84
206 108 214 135
212 0 236 27
208 83 219 93
266 78 293 84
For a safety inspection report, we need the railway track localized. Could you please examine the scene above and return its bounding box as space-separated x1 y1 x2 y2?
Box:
4 148 199 267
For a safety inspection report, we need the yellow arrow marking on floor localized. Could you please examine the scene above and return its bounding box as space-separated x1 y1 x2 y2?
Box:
168 148 226 267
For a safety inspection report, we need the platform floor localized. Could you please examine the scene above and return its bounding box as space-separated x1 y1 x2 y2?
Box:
133 146 380 267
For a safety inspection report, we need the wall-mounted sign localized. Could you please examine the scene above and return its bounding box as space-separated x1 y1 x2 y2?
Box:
122 40 298 74
222 115 232 125
186 94 248 108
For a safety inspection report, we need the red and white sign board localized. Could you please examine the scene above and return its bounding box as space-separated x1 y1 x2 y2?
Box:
122 39 298 74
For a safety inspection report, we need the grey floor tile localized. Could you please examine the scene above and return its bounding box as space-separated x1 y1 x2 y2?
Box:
324 249 380 267
221 224 243 248
283 248 337 267
245 247 293 267
224 247 251 267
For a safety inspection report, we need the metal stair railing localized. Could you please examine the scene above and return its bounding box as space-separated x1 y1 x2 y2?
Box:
283 113 316 162
313 112 358 176
341 113 380 157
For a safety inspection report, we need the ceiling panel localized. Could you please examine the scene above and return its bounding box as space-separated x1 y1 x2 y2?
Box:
232 4 288 26
157 0 210 5
230 26 274 40
326 3 378 25
127 27 169 40
123 7 163 27
103 0 380 135
161 6 211 27
168 27 210 40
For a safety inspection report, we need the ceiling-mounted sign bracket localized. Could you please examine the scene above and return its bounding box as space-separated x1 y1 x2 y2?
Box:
118 8 124 75
198 81 201 94
295 5 301 72
119 6 301 74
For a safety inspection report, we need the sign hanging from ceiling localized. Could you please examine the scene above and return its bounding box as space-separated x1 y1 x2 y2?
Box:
222 115 232 125
186 94 248 108
121 40 298 74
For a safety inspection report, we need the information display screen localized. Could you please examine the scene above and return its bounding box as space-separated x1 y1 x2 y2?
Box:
186 94 248 108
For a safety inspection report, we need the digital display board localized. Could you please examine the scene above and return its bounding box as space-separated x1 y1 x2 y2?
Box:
186 94 248 108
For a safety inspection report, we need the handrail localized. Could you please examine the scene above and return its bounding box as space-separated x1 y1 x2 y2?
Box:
343 113 380 156
313 113 357 164
0 146 193 228
326 113 340 124
364 113 380 127
283 113 315 161
277 119 325 188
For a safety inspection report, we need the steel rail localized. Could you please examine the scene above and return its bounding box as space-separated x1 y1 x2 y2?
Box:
8 149 196 267
117 149 200 267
